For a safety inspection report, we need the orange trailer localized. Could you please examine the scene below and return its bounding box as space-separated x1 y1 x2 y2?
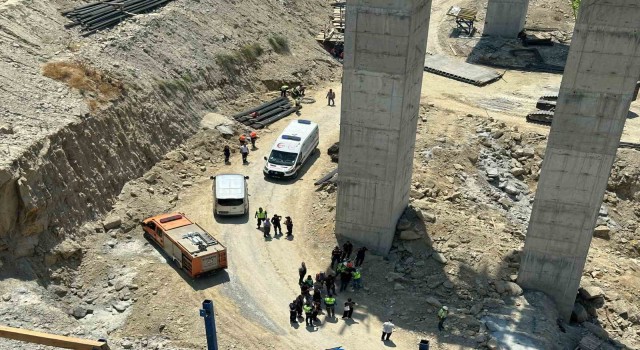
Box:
142 213 227 277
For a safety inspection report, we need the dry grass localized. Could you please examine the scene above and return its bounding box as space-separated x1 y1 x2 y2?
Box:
42 61 124 112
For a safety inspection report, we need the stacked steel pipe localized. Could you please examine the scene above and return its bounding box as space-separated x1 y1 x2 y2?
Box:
62 0 174 36
232 97 300 129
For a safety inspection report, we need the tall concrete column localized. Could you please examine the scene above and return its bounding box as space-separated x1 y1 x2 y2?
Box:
335 0 431 254
519 0 640 319
483 0 529 37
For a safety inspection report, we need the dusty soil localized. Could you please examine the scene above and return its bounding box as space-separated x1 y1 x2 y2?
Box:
1 1 640 350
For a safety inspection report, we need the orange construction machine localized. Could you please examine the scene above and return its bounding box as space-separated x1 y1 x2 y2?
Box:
142 213 227 277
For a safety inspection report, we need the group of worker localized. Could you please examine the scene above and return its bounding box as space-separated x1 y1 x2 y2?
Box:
290 262 358 327
221 131 258 165
255 207 293 238
280 84 306 98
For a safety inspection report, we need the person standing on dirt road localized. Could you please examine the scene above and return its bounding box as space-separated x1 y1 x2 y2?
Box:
324 293 336 318
284 216 293 236
240 143 249 164
342 241 353 260
303 302 314 326
339 268 352 292
351 269 362 290
262 217 271 237
271 214 282 235
326 89 336 106
250 131 258 149
381 319 395 341
295 294 304 319
289 300 298 323
438 305 449 331
325 273 336 295
355 246 368 267
330 246 342 269
342 298 355 319
255 207 267 229
298 262 307 285
223 145 231 164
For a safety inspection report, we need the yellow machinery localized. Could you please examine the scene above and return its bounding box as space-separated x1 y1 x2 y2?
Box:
0 325 109 349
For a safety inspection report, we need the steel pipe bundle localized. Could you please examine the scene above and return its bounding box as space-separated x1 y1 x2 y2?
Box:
232 97 298 129
62 0 174 36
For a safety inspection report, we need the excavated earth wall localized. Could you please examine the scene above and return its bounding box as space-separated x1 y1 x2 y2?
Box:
0 0 337 263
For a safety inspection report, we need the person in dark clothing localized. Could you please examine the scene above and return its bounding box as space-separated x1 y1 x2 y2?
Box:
284 216 293 236
312 301 322 322
295 295 304 318
301 284 311 303
298 262 306 285
325 274 337 295
326 89 336 106
342 298 355 319
312 287 322 305
289 300 298 323
223 145 230 164
355 246 368 267
342 241 353 260
330 246 343 269
271 214 282 235
340 270 352 292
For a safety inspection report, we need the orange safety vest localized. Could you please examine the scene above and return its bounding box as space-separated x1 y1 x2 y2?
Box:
239 135 246 142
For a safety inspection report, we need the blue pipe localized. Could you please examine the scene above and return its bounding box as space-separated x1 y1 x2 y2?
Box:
200 300 218 350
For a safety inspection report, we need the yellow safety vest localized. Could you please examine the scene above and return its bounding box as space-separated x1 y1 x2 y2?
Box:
256 211 266 219
303 305 312 313
324 297 335 305
353 271 361 280
438 308 448 319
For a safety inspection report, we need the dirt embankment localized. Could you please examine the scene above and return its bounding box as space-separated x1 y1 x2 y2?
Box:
0 0 338 265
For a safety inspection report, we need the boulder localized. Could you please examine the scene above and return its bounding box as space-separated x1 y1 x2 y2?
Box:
510 168 526 176
425 296 442 308
495 281 522 296
396 218 412 231
572 303 588 323
486 168 499 178
593 226 610 239
103 217 122 230
399 230 421 240
72 307 88 319
394 283 405 291
386 272 405 282
215 125 234 136
54 239 82 259
504 183 520 196
578 285 604 300
423 212 437 223
470 303 483 315
432 252 448 264
410 189 425 199
0 124 14 135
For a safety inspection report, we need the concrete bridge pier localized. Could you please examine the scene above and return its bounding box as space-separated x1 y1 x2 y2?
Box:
518 0 640 319
484 0 529 37
335 0 431 254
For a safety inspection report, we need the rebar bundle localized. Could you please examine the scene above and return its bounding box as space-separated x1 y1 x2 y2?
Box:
62 0 174 36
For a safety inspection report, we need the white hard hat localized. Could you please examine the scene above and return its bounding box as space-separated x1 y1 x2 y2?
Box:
443 306 448 310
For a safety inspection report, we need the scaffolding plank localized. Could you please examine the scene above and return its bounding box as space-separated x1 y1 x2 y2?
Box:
424 54 501 86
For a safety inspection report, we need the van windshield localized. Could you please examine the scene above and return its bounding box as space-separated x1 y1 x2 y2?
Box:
217 198 244 206
268 150 298 166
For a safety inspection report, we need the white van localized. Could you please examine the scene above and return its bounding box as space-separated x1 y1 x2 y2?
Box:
210 174 249 216
263 119 319 178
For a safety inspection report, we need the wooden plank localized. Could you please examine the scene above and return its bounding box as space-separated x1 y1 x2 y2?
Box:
0 325 109 350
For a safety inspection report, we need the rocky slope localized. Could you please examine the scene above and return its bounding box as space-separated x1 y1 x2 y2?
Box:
0 0 338 265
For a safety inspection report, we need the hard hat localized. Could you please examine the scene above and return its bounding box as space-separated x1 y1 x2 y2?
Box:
443 306 448 310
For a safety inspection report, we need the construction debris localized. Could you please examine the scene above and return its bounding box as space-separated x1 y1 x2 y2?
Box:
62 0 175 36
